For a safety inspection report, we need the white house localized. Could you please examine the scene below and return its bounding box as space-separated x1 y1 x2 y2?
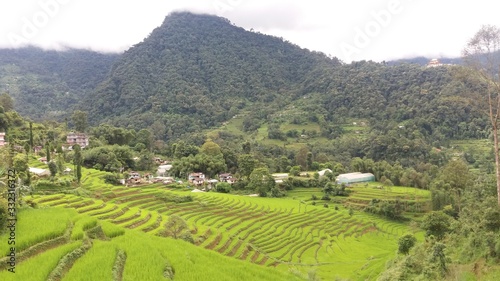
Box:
157 164 173 176
318 169 333 177
29 167 50 177
66 132 89 148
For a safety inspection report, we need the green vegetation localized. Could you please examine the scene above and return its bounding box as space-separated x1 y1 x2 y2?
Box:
21 183 415 280
1 13 500 281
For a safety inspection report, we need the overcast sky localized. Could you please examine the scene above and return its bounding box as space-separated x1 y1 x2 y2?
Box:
1 0 499 62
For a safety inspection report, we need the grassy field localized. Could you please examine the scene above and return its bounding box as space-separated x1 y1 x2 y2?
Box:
13 178 424 281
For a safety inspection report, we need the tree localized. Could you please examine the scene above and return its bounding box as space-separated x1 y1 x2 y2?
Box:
463 25 500 206
12 154 28 175
48 161 57 179
160 215 192 241
398 233 417 255
73 144 82 184
248 167 275 197
420 211 451 240
199 139 222 156
238 154 257 179
432 159 472 212
306 152 313 170
29 122 33 152
289 165 300 176
134 129 153 151
45 143 51 162
295 147 310 170
71 110 88 132
0 93 13 112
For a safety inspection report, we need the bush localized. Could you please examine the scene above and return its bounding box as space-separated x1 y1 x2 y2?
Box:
270 187 286 198
420 211 452 240
180 232 195 244
398 233 417 255
215 182 231 193
102 174 121 185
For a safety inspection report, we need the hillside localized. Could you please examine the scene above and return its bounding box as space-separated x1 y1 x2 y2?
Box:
73 12 487 149
79 12 341 139
0 47 118 120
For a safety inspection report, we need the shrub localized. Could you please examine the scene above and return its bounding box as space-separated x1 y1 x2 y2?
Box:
215 182 231 193
420 211 452 240
398 233 417 255
102 174 121 185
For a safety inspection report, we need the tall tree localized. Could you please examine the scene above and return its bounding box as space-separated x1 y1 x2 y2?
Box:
238 154 258 180
0 93 13 112
160 215 191 240
199 139 222 156
463 25 500 206
48 161 57 179
248 167 275 197
45 143 51 162
71 110 88 133
29 121 33 152
73 144 82 184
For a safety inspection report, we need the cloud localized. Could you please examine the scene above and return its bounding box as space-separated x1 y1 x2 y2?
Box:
224 3 304 31
1 0 500 61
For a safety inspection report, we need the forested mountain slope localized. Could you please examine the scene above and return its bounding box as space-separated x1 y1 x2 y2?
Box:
79 12 341 139
78 12 486 144
0 47 118 120
0 12 488 148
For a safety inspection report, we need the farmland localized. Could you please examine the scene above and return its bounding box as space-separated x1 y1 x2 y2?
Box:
0 175 430 281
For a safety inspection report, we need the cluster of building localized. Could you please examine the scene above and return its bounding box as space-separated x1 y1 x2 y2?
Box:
188 172 236 188
0 131 89 150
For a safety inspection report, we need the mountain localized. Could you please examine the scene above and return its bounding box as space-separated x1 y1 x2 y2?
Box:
0 12 487 152
0 47 119 120
80 12 341 139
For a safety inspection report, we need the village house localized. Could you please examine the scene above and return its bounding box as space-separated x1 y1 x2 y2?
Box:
157 164 173 177
188 172 206 186
34 145 43 154
125 171 142 184
188 172 205 181
66 132 89 148
272 173 289 183
191 177 205 186
219 173 237 184
29 167 50 177
207 179 218 189
219 173 232 182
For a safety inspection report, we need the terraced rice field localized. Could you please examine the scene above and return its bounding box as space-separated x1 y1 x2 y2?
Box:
18 182 417 280
0 207 303 281
288 184 432 215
